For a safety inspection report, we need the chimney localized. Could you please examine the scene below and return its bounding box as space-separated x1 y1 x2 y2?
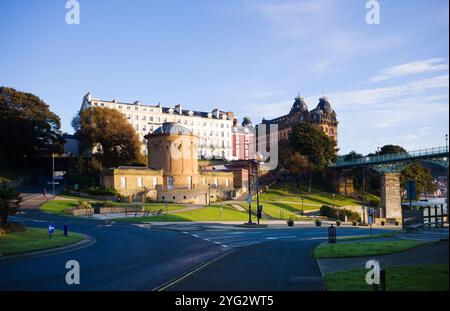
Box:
175 104 182 114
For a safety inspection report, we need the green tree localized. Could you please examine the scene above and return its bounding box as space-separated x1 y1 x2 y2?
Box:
343 151 364 161
289 123 337 192
0 180 22 225
401 162 436 201
73 107 143 167
282 152 311 188
0 87 63 164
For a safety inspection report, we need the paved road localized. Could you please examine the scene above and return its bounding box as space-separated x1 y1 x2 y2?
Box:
1 209 394 291
0 211 227 290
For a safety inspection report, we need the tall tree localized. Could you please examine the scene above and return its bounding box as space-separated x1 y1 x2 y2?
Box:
73 107 142 167
0 87 62 164
289 123 337 192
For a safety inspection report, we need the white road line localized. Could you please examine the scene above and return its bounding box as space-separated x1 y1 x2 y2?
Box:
191 234 199 238
182 231 189 234
203 238 210 241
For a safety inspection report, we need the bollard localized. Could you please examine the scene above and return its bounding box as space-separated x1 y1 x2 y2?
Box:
64 224 68 237
373 268 386 291
328 224 337 244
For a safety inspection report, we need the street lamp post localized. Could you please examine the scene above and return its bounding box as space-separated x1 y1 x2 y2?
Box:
52 153 55 195
247 159 252 224
362 166 366 224
208 184 211 206
332 193 336 209
301 197 304 216
446 134 449 218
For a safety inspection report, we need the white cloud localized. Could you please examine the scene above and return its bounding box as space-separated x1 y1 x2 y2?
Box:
312 75 449 111
370 58 449 83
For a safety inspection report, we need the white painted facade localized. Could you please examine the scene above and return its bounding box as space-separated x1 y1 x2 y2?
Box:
80 93 234 159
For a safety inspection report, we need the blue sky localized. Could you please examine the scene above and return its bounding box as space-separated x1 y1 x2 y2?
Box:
0 0 448 155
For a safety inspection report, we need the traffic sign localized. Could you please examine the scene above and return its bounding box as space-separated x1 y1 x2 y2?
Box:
247 194 252 204
48 222 56 235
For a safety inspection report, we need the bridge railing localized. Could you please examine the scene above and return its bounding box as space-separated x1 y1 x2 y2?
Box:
333 146 448 167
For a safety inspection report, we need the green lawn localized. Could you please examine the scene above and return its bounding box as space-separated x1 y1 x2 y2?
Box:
259 182 362 215
0 227 84 255
143 203 186 212
325 265 449 291
40 200 79 214
116 204 249 222
314 240 423 258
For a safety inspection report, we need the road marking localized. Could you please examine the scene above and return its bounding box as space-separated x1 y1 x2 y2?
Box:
191 234 199 238
152 250 234 291
203 238 210 241
266 235 296 240
182 231 189 234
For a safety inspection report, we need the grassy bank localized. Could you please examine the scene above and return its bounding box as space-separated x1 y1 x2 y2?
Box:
0 227 84 255
325 265 449 291
314 240 423 258
115 205 249 222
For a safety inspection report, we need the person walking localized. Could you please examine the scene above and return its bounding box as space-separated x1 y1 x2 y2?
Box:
42 188 47 200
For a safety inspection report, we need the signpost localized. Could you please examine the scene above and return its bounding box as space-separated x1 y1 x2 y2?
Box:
368 207 374 235
48 221 55 238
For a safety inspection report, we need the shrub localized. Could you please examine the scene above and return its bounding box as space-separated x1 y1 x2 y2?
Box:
381 221 385 226
0 221 25 235
315 218 322 226
287 216 294 226
320 205 337 218
336 220 341 227
103 200 118 207
352 221 357 226
87 186 118 196
77 201 92 209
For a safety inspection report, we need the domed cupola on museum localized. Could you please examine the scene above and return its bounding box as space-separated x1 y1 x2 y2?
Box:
145 122 199 190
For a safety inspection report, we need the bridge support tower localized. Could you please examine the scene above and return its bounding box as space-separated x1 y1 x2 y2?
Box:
380 172 402 222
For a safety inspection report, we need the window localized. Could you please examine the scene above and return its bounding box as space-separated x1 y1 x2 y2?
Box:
187 176 193 189
167 176 174 190
225 178 229 187
135 115 139 121
153 177 158 188
214 178 218 186
127 106 130 110
137 177 143 188
142 116 146 121
120 177 126 189
202 177 206 185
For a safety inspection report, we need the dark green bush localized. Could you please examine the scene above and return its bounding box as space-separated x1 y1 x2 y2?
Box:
87 186 118 196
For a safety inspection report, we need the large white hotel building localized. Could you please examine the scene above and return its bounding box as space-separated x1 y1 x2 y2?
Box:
80 93 236 159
